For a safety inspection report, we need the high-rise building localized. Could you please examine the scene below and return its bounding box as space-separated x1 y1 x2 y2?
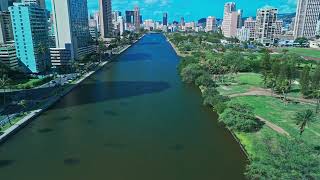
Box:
99 0 112 38
9 3 49 73
244 17 256 41
294 0 320 39
237 27 250 42
144 19 154 31
316 20 320 36
93 12 100 33
180 17 185 26
222 2 239 37
22 0 46 9
117 16 124 35
0 1 9 11
206 16 216 32
89 19 98 41
134 6 140 30
185 22 196 31
237 9 243 28
112 11 121 29
125 10 134 24
51 0 94 66
163 12 168 26
8 0 21 6
255 7 281 46
0 11 13 44
0 44 18 70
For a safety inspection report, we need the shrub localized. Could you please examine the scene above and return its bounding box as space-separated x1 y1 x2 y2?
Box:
180 63 204 84
195 73 216 87
246 135 320 179
219 102 259 132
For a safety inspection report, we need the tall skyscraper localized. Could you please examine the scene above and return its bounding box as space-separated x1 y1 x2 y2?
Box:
93 12 100 33
237 9 243 28
222 2 239 37
117 16 124 36
9 3 49 73
180 17 185 26
0 1 8 11
22 0 46 9
206 16 216 32
8 0 21 6
89 19 98 41
112 11 121 30
51 0 93 64
294 0 320 39
163 12 168 26
125 10 134 24
134 6 141 30
0 11 13 44
99 0 112 38
255 7 282 46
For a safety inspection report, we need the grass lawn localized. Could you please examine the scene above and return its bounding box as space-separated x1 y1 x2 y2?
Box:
231 96 320 146
0 116 23 132
236 127 276 157
12 77 53 89
218 73 263 95
281 48 320 59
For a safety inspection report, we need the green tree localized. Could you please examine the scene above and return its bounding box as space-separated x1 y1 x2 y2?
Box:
294 109 317 135
98 38 107 62
0 74 10 105
294 37 309 46
313 90 320 113
195 73 216 87
311 65 320 91
246 135 320 179
180 63 204 84
300 66 311 96
219 103 259 132
37 43 49 70
260 52 272 86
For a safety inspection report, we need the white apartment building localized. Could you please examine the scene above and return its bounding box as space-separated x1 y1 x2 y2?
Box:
237 27 250 42
255 7 281 46
206 16 216 32
244 17 256 41
222 2 240 38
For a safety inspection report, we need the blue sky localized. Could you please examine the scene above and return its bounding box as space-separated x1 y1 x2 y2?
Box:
45 0 297 21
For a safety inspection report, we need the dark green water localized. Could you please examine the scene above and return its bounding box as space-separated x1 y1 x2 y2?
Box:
0 34 246 180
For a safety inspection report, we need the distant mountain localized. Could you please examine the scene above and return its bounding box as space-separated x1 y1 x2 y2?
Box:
278 13 296 25
241 12 296 25
198 18 206 24
278 12 296 20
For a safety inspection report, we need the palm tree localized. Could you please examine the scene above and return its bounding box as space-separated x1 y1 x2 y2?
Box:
0 75 9 106
294 109 316 135
37 43 49 71
313 90 320 114
98 38 107 62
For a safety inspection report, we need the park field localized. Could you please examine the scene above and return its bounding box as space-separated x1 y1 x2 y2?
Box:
280 47 320 59
218 72 320 153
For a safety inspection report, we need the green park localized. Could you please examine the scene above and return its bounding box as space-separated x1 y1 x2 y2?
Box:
167 32 320 179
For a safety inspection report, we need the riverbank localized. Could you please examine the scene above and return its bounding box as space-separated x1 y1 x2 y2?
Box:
0 36 143 144
167 38 187 57
166 32 320 179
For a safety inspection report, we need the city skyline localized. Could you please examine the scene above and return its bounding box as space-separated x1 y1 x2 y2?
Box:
44 0 297 21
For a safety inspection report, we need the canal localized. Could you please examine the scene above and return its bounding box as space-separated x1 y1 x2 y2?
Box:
0 34 246 180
